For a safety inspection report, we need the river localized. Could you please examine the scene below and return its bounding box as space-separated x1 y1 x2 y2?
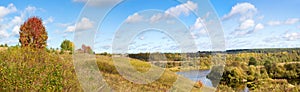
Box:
177 70 249 92
176 70 213 87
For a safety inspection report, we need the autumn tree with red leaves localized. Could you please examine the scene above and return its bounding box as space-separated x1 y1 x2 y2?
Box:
19 17 48 49
81 44 93 54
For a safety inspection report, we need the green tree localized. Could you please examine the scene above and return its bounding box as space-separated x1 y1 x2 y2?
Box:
19 17 48 49
264 60 272 73
264 60 277 76
248 57 257 66
60 40 74 51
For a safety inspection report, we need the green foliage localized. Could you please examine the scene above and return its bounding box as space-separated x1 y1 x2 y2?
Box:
264 60 276 74
128 53 184 61
220 50 300 91
19 17 48 49
0 44 8 47
60 40 74 51
221 67 247 89
97 52 112 57
248 57 257 66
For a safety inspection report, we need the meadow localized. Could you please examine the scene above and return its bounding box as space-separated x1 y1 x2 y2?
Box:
0 46 213 92
1 45 300 91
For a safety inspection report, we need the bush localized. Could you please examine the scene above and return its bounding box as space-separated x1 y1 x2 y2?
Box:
248 57 257 66
60 40 74 51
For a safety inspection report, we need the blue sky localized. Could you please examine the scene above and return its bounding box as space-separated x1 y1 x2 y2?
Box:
0 0 300 53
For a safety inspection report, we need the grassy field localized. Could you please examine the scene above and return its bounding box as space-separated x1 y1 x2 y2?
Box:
0 47 213 91
2 46 300 91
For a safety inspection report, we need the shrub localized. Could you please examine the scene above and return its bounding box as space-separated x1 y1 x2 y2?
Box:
248 57 257 66
60 40 74 51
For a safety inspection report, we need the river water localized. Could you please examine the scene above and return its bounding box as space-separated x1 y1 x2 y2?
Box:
177 70 249 92
176 70 213 87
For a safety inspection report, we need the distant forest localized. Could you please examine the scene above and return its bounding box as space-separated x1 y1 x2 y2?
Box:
124 48 300 61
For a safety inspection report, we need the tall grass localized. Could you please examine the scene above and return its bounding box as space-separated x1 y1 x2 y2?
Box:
0 47 81 91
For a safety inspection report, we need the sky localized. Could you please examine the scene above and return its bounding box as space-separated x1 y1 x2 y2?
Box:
0 0 300 53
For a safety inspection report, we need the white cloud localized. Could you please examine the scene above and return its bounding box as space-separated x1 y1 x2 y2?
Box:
125 1 198 24
238 19 255 30
25 6 36 14
150 13 164 23
0 4 47 46
125 13 144 23
126 1 198 23
253 23 264 32
223 2 257 21
0 16 23 38
257 15 264 20
199 29 207 34
9 6 42 37
0 29 10 38
139 36 144 40
190 17 204 31
65 17 94 32
285 18 299 25
150 1 198 23
190 30 206 39
56 23 72 27
268 18 299 26
43 17 54 25
20 6 39 18
284 32 300 41
76 17 94 30
11 16 23 25
8 16 24 36
231 30 250 36
232 21 263 36
0 3 17 20
166 20 176 24
66 26 75 32
164 1 197 17
267 21 281 26
188 17 209 39
189 12 212 36
73 0 121 7
12 25 20 35
223 2 264 36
